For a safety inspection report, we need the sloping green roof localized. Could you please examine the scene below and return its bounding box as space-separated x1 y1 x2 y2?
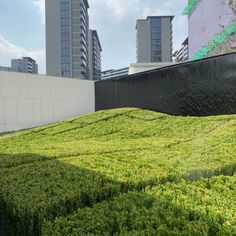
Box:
191 19 236 60
183 0 200 15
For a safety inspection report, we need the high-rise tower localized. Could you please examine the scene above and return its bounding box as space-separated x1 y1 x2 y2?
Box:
136 16 174 63
88 30 102 80
46 0 89 79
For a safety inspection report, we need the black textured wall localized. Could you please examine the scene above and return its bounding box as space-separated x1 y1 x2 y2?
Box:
95 53 236 116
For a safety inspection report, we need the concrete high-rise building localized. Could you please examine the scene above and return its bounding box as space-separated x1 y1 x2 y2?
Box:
174 37 189 62
136 16 174 63
45 0 89 79
184 0 236 60
11 57 38 74
88 30 102 80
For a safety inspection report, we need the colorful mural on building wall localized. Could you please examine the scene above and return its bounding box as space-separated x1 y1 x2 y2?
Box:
186 0 236 60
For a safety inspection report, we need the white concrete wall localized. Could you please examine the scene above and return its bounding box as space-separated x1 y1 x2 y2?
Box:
0 71 95 133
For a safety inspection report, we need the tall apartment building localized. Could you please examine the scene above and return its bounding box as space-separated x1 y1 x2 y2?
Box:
174 37 188 62
88 30 102 80
136 16 174 63
184 0 236 60
11 57 38 74
45 0 89 79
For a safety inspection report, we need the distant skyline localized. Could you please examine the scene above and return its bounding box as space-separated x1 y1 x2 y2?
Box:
0 0 188 74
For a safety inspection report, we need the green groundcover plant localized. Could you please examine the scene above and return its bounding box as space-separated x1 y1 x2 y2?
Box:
43 175 236 236
0 108 235 235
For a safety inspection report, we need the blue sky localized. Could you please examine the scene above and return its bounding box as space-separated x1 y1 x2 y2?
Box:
0 0 188 74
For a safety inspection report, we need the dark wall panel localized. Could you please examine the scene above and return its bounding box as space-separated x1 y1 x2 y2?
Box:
95 53 236 116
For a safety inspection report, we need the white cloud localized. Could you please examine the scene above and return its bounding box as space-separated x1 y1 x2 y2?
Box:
0 35 45 74
100 0 177 19
32 0 45 24
141 2 175 16
103 0 141 18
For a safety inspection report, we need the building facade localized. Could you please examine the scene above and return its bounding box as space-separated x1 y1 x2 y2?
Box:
174 38 188 62
0 66 11 72
185 0 236 60
136 16 174 63
46 0 89 79
11 57 38 74
88 30 102 80
101 67 129 80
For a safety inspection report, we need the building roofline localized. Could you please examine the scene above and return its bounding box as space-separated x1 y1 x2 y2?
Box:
136 15 174 28
136 15 175 22
84 0 89 8
102 69 114 73
146 16 174 21
23 57 36 62
182 37 188 45
91 30 102 51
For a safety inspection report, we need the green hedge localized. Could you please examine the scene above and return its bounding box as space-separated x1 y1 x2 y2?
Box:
1 108 236 235
43 175 236 236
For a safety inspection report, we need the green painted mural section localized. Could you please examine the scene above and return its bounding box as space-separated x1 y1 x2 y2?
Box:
191 19 236 60
183 0 200 15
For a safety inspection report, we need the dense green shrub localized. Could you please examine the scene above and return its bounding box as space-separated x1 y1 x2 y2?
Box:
0 108 236 235
43 175 236 236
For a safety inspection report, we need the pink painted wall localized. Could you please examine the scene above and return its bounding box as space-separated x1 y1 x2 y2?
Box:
189 0 236 57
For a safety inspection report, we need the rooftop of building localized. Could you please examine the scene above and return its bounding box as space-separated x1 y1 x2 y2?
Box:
84 0 89 8
137 15 174 22
147 16 174 21
23 57 36 63
182 37 188 45
90 29 102 51
136 15 174 28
